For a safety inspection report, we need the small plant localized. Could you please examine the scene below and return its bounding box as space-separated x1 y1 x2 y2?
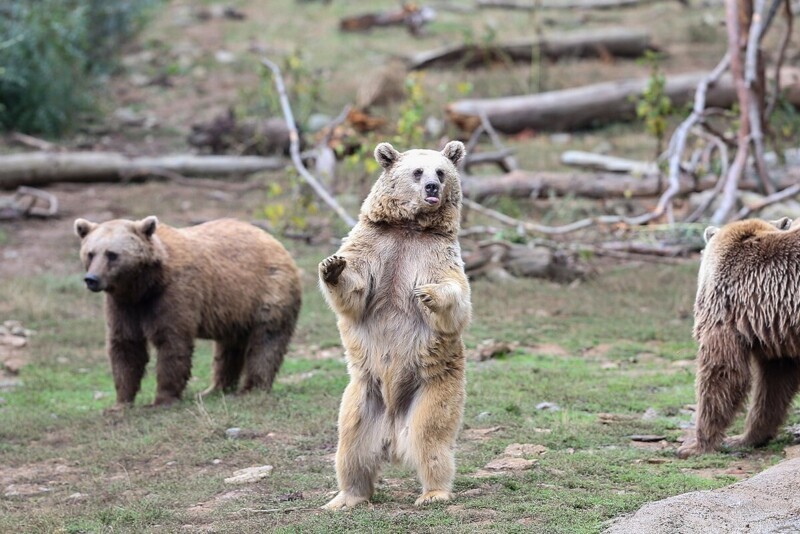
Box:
635 51 673 160
393 72 428 148
262 171 319 233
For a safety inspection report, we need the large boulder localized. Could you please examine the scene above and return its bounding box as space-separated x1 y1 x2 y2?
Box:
605 458 800 533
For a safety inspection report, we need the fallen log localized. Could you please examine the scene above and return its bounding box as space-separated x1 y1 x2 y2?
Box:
476 0 680 10
560 151 659 175
408 28 655 70
447 69 800 133
0 152 286 189
462 169 798 202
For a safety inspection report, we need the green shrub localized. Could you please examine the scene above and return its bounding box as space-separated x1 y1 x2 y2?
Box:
0 0 160 136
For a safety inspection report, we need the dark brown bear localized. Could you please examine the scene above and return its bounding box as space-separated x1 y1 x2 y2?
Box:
74 216 301 408
678 217 800 457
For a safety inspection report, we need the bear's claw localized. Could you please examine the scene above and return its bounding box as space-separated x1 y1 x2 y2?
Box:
320 255 347 285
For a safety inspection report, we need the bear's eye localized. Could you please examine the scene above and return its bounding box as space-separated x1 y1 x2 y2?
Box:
436 169 445 182
106 251 119 262
87 252 95 262
413 168 423 181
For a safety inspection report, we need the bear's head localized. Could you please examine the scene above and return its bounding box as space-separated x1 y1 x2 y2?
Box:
74 216 165 296
360 141 466 233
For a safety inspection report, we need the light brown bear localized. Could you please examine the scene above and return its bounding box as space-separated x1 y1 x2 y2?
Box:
677 217 800 458
74 216 301 408
319 141 471 509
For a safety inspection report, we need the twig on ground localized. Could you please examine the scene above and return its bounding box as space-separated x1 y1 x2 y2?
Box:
734 183 800 220
764 0 793 118
9 132 61 151
235 506 319 514
261 57 357 227
661 53 730 224
478 110 518 171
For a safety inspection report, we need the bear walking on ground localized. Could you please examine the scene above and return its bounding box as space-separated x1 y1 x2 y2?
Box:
677 217 800 458
74 216 301 408
319 141 471 509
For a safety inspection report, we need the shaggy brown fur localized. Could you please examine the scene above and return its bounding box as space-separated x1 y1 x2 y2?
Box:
678 218 800 458
74 217 301 408
319 141 471 509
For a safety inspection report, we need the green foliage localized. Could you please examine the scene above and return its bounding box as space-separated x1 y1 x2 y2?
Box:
258 49 323 127
634 51 673 159
393 72 428 148
0 0 159 136
262 171 319 232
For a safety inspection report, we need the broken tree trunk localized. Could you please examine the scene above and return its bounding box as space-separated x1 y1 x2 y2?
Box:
447 69 800 133
462 169 798 202
0 152 285 189
408 28 655 70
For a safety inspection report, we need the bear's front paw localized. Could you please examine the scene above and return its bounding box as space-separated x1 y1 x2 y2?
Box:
676 438 715 459
414 284 440 310
320 255 347 285
723 434 761 450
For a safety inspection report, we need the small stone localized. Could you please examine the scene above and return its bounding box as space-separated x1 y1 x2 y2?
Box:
67 492 88 501
93 391 108 401
224 465 273 484
536 402 560 411
476 411 492 420
225 427 241 439
214 50 235 64
212 459 222 465
642 407 659 420
484 457 537 471
504 443 548 457
630 435 667 442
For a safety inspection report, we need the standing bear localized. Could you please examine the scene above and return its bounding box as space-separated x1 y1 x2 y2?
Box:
677 218 800 458
74 216 302 408
319 141 471 509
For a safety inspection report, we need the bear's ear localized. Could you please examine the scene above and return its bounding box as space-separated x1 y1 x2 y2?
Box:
703 226 719 244
441 140 466 167
374 142 400 170
136 216 159 238
74 218 97 239
771 216 792 230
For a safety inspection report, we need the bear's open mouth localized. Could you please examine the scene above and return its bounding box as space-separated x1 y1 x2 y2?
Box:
424 196 440 205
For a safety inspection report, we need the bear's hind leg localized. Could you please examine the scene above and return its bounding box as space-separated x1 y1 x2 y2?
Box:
404 378 464 506
726 357 800 449
202 336 246 396
240 311 296 393
323 378 386 510
677 330 751 458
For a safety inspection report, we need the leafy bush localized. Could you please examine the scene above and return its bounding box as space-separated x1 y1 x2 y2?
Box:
0 0 160 136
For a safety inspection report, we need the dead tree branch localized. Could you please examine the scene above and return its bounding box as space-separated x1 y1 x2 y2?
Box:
734 183 800 219
261 57 357 227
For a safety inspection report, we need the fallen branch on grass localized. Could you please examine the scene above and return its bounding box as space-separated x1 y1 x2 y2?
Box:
0 152 286 189
0 186 59 220
261 58 357 227
560 151 659 175
408 28 655 70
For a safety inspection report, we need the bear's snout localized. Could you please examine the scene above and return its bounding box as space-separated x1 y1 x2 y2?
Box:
424 181 440 204
84 274 103 292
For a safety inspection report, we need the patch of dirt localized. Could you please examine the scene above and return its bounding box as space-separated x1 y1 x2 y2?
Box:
0 180 274 279
462 426 503 441
0 458 82 498
526 343 570 357
683 459 763 481
185 488 254 518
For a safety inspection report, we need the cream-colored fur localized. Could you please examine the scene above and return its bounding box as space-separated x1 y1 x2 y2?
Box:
319 141 471 508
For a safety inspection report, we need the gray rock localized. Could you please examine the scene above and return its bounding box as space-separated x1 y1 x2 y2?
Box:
605 458 800 534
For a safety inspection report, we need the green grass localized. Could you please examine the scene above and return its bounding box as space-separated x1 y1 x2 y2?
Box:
0 260 792 533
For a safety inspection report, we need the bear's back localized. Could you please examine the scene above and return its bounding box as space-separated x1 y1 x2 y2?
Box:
697 220 800 354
